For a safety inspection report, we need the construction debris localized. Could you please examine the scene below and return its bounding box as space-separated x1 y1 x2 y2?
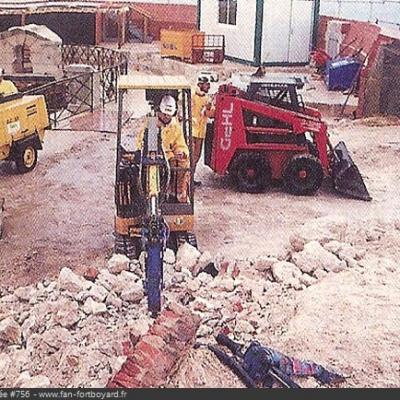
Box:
0 198 4 239
1 216 397 388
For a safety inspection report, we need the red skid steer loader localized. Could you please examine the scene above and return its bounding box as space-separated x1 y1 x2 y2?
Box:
204 78 371 201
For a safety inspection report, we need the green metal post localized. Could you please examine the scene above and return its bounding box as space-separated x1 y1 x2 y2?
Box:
254 0 265 66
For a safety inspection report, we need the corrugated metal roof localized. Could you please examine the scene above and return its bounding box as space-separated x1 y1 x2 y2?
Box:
0 1 197 22
0 1 131 13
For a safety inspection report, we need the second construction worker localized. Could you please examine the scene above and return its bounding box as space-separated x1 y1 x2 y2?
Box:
136 94 190 203
192 76 215 186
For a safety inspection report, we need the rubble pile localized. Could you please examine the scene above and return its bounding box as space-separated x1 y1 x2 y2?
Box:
0 217 399 388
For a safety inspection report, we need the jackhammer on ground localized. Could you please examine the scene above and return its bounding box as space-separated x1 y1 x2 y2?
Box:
208 334 345 388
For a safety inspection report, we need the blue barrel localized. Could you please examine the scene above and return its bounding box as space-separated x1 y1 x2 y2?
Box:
325 57 362 91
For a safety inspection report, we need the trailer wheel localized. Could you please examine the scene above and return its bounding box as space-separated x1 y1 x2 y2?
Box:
283 154 324 196
15 143 38 173
229 152 271 193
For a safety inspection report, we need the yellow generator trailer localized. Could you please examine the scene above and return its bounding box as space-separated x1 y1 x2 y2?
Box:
0 94 49 173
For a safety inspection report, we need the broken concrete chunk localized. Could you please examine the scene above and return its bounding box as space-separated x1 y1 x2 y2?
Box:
197 272 214 286
40 327 75 351
0 198 4 239
21 315 38 341
271 261 301 286
53 298 81 328
14 285 37 302
164 248 176 265
107 254 130 275
59 267 92 293
192 251 213 277
292 241 346 274
120 284 144 304
254 256 278 272
289 235 306 252
16 373 51 388
175 243 201 273
313 269 329 280
299 273 318 288
0 316 22 345
83 298 107 315
114 271 140 295
212 277 235 293
197 324 213 338
105 292 122 310
187 279 201 293
235 320 255 335
0 353 11 380
87 284 109 303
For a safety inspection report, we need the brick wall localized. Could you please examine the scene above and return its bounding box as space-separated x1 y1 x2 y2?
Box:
316 15 399 117
107 303 201 388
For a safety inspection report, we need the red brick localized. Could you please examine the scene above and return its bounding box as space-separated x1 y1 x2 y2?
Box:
108 303 200 388
218 261 229 275
83 266 99 282
108 372 142 388
233 301 244 313
219 326 231 336
135 341 163 360
122 341 135 357
231 263 241 279
122 359 142 377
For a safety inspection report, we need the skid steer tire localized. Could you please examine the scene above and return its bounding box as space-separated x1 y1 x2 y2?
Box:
229 152 271 193
15 143 38 174
283 154 324 196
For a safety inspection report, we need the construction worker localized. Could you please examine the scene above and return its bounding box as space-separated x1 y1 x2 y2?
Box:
0 68 18 98
192 76 215 186
137 94 190 203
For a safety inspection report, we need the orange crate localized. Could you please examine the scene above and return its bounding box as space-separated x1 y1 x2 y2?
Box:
160 29 205 62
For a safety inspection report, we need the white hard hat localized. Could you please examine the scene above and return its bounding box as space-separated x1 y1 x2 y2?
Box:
159 95 177 116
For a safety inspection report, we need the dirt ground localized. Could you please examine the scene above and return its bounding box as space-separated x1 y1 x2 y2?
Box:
2 117 399 287
1 63 400 387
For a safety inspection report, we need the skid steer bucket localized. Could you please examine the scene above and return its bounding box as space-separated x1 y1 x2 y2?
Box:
331 141 372 201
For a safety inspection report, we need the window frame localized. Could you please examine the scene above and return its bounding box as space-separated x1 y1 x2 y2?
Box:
218 0 237 26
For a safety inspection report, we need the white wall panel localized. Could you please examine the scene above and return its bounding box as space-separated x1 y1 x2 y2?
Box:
200 0 257 62
263 0 314 63
288 0 314 63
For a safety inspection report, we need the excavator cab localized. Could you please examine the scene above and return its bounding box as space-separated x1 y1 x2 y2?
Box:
114 75 197 261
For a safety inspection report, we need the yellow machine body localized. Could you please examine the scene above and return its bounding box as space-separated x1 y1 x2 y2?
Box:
0 95 49 162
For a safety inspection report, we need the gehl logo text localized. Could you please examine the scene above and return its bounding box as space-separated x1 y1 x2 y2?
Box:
220 102 234 151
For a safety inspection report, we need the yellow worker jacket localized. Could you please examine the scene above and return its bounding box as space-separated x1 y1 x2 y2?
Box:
136 118 189 161
192 88 215 140
0 80 18 97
